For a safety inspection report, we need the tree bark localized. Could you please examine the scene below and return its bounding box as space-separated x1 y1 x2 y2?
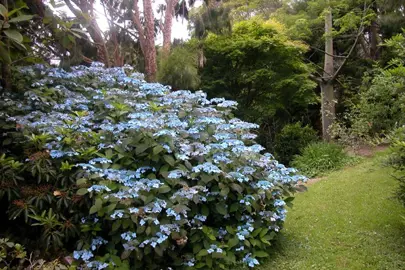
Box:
1 63 11 91
142 0 157 82
162 0 179 58
321 7 335 141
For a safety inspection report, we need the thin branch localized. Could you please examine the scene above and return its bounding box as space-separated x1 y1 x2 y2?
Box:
310 46 347 58
306 58 345 87
131 0 146 52
331 0 370 80
98 0 140 40
64 0 84 20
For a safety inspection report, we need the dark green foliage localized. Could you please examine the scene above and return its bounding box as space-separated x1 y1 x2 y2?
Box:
0 238 67 269
201 18 317 150
386 127 405 206
291 142 354 178
190 4 232 39
331 30 405 146
356 63 405 135
0 238 27 269
332 59 405 145
158 46 200 90
0 64 307 269
0 147 90 253
274 122 318 165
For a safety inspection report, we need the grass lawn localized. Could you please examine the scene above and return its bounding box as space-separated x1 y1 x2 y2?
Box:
253 153 405 270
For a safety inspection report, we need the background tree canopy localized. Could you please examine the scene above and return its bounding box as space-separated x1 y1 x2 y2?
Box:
201 19 317 151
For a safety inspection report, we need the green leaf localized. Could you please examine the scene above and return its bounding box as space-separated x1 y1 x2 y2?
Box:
135 144 149 155
95 198 102 210
154 246 163 256
259 228 269 238
251 228 262 237
10 39 26 51
158 185 171 193
200 174 214 183
220 186 230 196
112 220 121 232
0 5 7 18
230 183 243 193
153 145 164 155
206 256 212 268
228 237 239 248
121 250 131 260
253 251 269 258
76 188 88 195
201 205 209 216
76 178 87 186
197 249 208 257
4 29 23 43
89 205 98 214
212 252 224 259
7 5 28 17
215 203 227 215
249 238 259 246
9 15 33 23
163 155 175 166
193 243 202 254
229 203 239 213
226 226 234 234
146 226 151 235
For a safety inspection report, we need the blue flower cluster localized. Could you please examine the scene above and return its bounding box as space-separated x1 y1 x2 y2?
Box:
6 63 308 269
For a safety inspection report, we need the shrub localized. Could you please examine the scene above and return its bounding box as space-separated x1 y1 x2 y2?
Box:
386 127 405 205
352 63 405 136
333 34 405 145
158 46 200 90
274 122 318 165
0 238 66 269
201 19 317 147
291 142 354 178
0 63 307 269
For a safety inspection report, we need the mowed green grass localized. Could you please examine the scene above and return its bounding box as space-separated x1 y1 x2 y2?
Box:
254 153 405 270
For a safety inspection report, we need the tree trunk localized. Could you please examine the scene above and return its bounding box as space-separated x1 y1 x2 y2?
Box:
320 81 335 141
162 0 179 58
142 0 157 82
321 7 335 141
1 63 12 91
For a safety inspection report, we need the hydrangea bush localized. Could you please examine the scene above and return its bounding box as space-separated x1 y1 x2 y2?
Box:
1 63 307 269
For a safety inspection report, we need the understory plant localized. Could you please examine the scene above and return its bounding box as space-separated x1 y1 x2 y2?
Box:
274 122 318 165
386 127 405 205
0 63 307 269
291 142 355 178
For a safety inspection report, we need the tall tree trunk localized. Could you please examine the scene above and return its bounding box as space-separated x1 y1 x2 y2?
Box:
321 7 335 141
162 0 179 58
142 0 157 82
1 62 11 91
